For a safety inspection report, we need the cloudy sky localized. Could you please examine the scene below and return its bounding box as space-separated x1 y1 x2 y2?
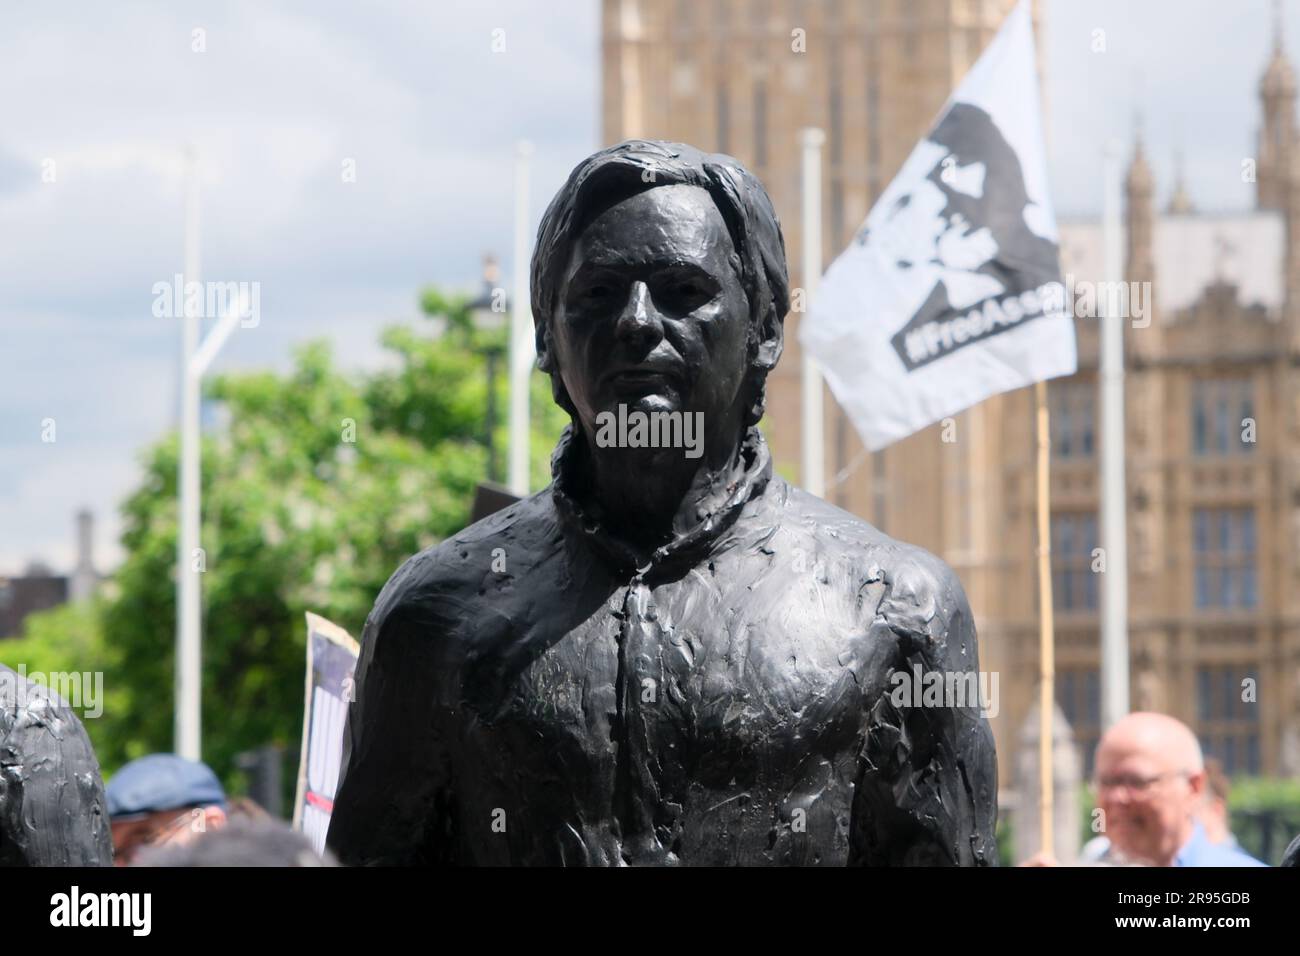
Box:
0 0 1290 574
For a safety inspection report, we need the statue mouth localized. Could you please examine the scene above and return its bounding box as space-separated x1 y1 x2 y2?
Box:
601 363 685 390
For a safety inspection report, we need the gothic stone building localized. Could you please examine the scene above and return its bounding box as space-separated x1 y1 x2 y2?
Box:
601 0 1299 781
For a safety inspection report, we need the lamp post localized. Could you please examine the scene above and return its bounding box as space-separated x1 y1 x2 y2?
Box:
509 141 534 496
175 147 250 760
176 147 201 762
468 256 508 484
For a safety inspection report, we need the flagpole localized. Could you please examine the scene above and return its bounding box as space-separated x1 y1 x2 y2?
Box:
1034 379 1056 859
1100 140 1130 730
800 128 825 496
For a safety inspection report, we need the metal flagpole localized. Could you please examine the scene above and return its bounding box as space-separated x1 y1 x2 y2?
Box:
1100 140 1130 729
619 0 644 138
177 147 202 761
508 140 534 497
801 128 826 496
1034 380 1055 859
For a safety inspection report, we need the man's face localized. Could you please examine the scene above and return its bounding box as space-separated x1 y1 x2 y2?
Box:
549 184 753 449
1095 740 1202 866
110 804 226 866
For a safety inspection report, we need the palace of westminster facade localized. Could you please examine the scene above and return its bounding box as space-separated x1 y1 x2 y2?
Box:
601 0 1300 781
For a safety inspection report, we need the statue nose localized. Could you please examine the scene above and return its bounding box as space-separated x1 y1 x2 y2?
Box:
614 281 664 350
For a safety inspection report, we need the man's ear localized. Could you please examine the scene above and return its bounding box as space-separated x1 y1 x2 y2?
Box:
166 805 228 847
1185 770 1207 802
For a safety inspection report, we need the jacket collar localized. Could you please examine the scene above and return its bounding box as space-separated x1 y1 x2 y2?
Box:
550 423 773 580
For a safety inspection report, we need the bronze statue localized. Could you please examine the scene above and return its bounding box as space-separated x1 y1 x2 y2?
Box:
1 664 114 866
327 140 997 865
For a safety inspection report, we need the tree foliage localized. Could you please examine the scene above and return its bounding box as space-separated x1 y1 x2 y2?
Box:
2 302 567 803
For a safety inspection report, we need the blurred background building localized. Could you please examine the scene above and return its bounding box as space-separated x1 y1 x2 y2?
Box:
601 0 1300 799
0 562 68 639
1054 13 1300 781
0 509 99 637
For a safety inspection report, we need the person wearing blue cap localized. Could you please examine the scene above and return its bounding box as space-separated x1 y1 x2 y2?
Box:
106 753 228 866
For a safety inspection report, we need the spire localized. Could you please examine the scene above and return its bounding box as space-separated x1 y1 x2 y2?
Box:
1126 121 1153 195
1125 123 1155 273
1124 120 1158 355
1262 0 1296 97
1167 150 1194 214
1259 1 1297 211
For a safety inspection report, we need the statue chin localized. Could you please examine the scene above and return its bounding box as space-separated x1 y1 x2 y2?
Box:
607 391 681 416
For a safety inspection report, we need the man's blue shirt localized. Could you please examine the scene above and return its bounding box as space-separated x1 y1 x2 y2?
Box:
1173 822 1267 867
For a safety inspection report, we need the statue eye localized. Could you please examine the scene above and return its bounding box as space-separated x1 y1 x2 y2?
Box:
577 283 618 308
655 272 716 312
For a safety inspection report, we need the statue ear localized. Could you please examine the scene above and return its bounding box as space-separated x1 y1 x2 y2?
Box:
535 321 554 372
535 320 578 418
742 297 785 428
753 299 784 371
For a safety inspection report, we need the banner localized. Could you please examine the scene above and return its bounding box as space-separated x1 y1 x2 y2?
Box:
800 0 1075 450
292 612 359 856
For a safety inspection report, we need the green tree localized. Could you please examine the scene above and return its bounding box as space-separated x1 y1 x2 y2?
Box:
3 301 567 806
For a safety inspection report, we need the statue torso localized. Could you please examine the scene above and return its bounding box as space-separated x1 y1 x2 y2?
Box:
364 474 971 865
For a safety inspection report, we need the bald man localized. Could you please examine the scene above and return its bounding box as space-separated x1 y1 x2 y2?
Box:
1092 713 1264 867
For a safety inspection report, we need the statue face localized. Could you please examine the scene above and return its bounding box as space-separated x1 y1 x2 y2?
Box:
550 184 752 448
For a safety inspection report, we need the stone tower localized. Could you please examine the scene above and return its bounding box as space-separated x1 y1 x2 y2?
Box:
1257 0 1296 214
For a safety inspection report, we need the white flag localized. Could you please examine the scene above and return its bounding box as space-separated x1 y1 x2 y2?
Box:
800 0 1075 451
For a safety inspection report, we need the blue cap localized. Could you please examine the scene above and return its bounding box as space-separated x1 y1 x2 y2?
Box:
106 754 226 820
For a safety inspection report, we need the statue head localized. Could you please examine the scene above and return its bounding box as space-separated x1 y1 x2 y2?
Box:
530 140 789 455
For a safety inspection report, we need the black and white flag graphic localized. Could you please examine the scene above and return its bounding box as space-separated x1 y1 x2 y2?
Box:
801 0 1076 451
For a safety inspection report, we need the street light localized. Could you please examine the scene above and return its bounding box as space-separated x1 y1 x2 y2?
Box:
175 147 251 761
467 255 508 484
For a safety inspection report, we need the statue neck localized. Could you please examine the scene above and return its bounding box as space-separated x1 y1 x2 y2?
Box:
585 429 746 552
549 417 771 572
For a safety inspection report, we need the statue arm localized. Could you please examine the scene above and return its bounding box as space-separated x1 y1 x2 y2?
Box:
326 569 459 865
848 559 998 866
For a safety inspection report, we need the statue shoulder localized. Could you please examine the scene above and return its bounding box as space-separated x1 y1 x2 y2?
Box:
780 484 973 648
364 490 553 644
873 541 974 652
